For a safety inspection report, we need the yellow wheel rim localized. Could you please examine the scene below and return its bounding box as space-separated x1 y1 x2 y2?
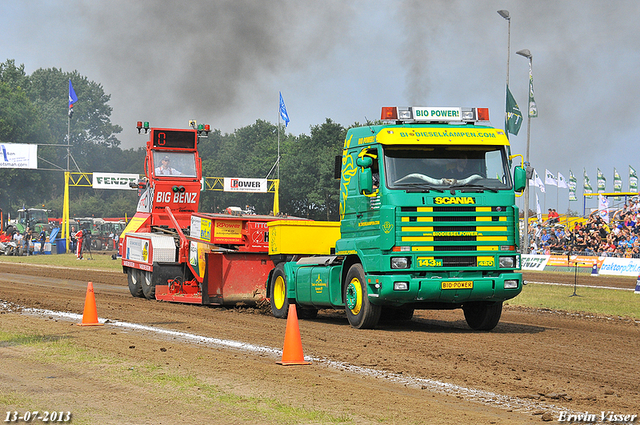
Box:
274 275 286 310
346 278 362 315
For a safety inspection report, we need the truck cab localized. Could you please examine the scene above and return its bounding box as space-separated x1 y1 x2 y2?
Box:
268 106 527 330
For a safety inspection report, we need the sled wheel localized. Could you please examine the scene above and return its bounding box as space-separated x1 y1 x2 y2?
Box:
127 268 144 298
269 263 290 318
344 264 381 329
141 270 156 300
463 301 503 331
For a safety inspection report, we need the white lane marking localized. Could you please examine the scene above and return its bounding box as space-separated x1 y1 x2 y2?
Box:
10 304 582 419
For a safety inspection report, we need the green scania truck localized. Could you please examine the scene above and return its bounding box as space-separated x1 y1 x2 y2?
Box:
267 106 527 330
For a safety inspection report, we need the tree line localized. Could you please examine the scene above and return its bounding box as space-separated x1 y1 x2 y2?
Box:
0 59 365 222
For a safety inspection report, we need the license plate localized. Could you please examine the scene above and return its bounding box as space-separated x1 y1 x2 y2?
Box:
441 281 473 290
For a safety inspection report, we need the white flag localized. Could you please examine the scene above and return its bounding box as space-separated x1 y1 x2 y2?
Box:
529 170 542 188
557 172 568 189
536 193 542 221
534 170 545 193
545 169 557 186
598 194 609 224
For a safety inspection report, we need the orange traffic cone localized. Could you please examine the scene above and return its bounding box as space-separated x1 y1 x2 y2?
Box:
78 282 103 326
276 304 311 366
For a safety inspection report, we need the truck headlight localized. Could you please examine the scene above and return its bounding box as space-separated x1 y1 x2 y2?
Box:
499 256 515 268
504 280 519 289
393 281 409 291
391 257 410 269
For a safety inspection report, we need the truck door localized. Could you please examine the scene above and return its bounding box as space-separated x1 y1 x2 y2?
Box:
355 148 381 241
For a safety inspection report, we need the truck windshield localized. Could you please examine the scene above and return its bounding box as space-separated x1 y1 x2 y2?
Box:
384 145 512 191
153 152 197 177
19 210 48 225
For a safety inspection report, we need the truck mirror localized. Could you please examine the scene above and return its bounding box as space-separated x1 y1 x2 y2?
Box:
513 166 526 192
359 167 373 195
357 155 374 194
356 156 373 168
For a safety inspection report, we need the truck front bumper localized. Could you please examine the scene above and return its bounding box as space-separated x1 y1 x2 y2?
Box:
366 272 522 305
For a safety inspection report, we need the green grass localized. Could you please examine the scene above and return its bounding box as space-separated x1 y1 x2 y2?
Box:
0 330 94 362
0 252 121 271
123 365 352 424
0 329 353 425
507 283 640 320
0 390 32 410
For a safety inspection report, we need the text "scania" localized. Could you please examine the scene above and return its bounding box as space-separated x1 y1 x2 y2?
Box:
434 196 475 205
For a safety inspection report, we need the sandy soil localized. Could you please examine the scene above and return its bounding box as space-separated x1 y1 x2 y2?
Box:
0 263 639 424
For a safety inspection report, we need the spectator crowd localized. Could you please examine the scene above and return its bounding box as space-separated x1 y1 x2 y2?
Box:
526 200 640 257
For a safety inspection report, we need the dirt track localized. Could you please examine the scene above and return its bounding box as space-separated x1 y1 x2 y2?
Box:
1 263 639 424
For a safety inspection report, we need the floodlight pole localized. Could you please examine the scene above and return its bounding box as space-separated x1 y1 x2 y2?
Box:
517 48 533 254
63 111 71 253
497 10 511 135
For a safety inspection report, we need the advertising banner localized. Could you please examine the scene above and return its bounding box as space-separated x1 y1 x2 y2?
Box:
190 216 212 242
545 255 601 268
598 257 640 276
521 254 549 271
523 254 640 276
213 219 243 243
0 143 38 169
93 173 140 190
223 177 267 193
124 236 151 265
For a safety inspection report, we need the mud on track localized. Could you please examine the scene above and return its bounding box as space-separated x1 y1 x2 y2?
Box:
0 262 639 424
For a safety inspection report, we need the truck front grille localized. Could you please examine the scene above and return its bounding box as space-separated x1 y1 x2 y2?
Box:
397 205 513 270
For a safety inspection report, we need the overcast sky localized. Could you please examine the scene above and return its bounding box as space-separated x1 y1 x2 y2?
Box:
2 0 640 214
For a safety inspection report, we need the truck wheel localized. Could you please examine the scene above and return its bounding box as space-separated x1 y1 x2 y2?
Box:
269 264 290 318
127 268 144 298
344 264 381 329
141 271 156 300
463 301 503 331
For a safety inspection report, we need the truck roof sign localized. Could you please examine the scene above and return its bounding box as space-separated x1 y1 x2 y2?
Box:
413 107 461 121
381 107 489 123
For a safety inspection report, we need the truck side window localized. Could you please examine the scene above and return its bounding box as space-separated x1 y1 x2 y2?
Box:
371 151 379 189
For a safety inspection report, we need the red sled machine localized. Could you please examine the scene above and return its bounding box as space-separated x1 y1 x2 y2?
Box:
120 122 290 305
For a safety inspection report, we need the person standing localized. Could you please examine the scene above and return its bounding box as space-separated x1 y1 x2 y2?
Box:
24 228 32 256
39 229 46 254
75 227 85 260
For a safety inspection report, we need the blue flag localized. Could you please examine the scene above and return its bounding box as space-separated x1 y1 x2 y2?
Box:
279 92 290 127
69 79 78 108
